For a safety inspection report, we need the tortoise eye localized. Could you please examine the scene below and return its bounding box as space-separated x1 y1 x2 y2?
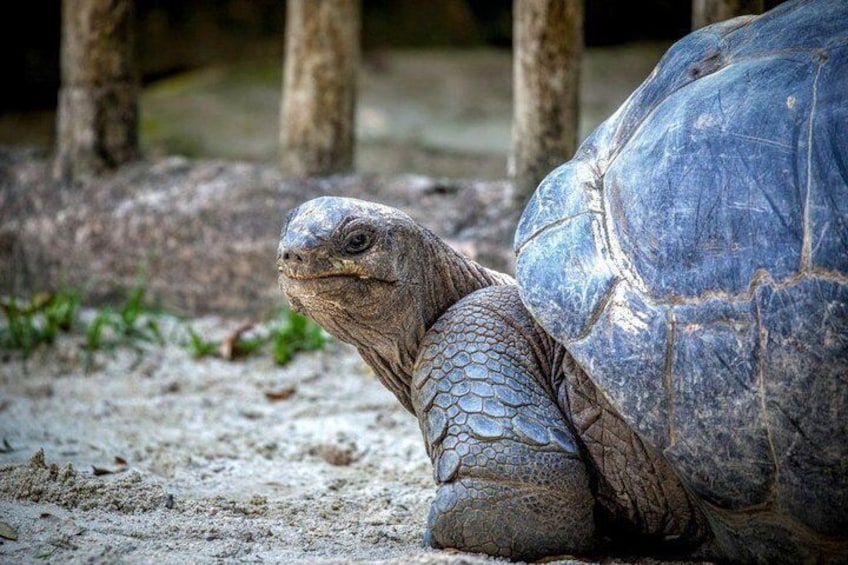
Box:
343 231 372 254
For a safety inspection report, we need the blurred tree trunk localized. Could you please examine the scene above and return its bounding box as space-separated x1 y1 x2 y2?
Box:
280 0 360 177
54 0 139 181
511 0 583 208
692 0 764 28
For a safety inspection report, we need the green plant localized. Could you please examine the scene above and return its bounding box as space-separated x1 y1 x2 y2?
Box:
0 296 34 357
84 309 113 352
0 289 81 359
186 326 218 359
2 284 328 369
270 308 327 366
117 285 163 344
44 288 81 333
183 308 327 365
83 284 163 353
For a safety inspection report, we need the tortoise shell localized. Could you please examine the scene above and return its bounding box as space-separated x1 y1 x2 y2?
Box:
515 0 847 537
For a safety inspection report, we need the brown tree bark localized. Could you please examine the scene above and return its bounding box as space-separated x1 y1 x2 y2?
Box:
280 0 360 177
54 0 139 181
511 0 583 207
692 0 764 29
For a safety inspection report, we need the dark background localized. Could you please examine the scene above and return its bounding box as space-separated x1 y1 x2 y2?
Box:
0 0 721 113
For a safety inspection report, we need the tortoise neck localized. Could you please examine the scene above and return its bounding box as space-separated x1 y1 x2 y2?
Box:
420 228 514 327
359 229 513 413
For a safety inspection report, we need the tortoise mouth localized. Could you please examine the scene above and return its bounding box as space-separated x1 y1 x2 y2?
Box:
279 270 399 318
279 268 398 285
283 271 368 282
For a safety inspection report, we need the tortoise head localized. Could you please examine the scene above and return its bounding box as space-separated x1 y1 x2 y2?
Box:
277 196 426 345
278 196 512 410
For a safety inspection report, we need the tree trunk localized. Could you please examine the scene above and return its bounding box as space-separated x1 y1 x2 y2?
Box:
54 0 138 181
511 0 583 207
280 0 360 177
692 0 764 29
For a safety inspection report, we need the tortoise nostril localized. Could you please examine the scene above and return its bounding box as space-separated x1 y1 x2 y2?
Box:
282 249 304 263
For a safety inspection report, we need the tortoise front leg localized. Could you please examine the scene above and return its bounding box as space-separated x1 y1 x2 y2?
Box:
409 286 596 561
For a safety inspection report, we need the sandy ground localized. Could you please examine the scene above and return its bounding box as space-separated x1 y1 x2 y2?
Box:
1 314 531 564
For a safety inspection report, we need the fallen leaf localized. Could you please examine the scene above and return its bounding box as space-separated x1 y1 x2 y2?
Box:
0 521 17 541
92 458 128 476
264 384 297 401
220 321 255 360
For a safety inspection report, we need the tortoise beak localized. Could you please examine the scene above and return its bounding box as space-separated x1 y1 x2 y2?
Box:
277 234 331 280
277 232 372 281
277 204 333 280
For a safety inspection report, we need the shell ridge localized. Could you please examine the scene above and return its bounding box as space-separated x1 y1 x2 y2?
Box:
800 53 827 271
664 307 677 448
558 278 623 345
599 174 649 295
513 209 595 257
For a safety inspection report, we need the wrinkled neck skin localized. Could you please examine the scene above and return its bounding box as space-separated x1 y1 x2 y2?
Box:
314 229 512 413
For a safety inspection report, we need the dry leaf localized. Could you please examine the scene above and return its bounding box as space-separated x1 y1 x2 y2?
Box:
0 521 17 541
219 321 255 360
264 384 297 401
92 457 129 476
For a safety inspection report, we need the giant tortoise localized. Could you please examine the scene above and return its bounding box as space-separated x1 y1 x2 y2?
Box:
277 0 847 561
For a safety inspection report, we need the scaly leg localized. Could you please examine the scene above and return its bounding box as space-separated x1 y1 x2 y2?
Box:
410 285 596 561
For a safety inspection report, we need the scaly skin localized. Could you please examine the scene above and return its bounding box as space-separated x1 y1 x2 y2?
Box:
411 285 594 559
278 197 709 560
